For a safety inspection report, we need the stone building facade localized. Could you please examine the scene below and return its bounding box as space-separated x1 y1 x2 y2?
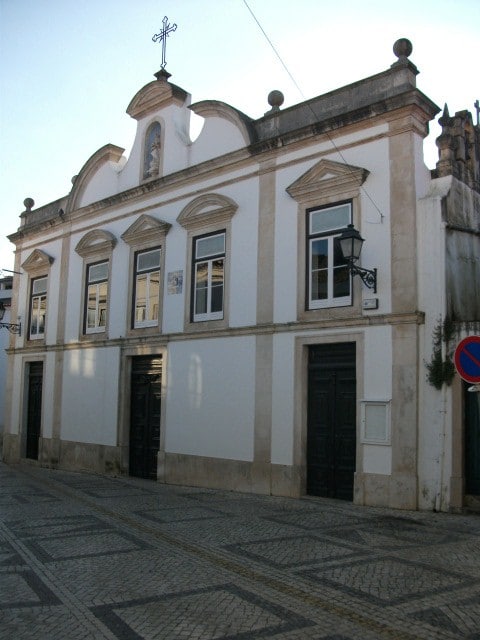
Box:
3 40 480 511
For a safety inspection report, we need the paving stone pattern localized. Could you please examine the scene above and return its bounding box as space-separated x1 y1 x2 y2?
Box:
1 462 480 639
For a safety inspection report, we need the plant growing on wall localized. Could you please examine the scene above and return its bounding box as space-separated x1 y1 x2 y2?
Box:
425 317 456 389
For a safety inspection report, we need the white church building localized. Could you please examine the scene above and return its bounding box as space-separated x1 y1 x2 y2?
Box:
3 39 480 512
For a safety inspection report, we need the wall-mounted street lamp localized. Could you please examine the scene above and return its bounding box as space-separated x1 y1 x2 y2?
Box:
0 301 21 335
338 224 377 293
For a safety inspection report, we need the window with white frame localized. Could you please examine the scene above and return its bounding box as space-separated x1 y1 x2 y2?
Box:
133 248 161 327
85 261 108 333
29 276 47 339
307 202 352 309
192 231 225 321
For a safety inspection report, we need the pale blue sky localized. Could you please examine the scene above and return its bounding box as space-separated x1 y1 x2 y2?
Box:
1 0 478 269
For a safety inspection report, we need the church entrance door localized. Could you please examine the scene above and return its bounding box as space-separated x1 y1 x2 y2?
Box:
129 356 162 479
26 361 43 460
307 343 356 500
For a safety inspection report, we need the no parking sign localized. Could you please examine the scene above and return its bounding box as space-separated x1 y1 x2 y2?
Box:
454 336 480 384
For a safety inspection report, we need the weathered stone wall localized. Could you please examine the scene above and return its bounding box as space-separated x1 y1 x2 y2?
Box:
445 179 480 320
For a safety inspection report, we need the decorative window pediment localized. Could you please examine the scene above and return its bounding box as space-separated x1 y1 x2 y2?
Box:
177 193 238 231
75 229 117 258
22 249 54 273
286 159 370 202
121 214 171 246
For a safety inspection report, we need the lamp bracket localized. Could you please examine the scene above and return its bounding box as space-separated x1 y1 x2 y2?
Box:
0 321 21 335
350 264 377 293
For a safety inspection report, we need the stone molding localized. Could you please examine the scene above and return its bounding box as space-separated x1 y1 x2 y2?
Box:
21 249 54 273
75 229 117 258
121 214 171 246
177 193 238 230
286 158 369 203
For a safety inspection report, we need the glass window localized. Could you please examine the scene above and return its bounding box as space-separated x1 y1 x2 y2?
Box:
85 261 108 333
307 203 352 309
192 232 225 322
134 248 161 328
29 276 47 339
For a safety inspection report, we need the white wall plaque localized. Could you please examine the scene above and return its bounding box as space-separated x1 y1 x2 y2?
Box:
360 400 391 444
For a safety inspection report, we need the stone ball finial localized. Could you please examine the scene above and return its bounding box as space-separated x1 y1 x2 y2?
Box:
23 198 34 211
393 38 413 60
268 90 284 111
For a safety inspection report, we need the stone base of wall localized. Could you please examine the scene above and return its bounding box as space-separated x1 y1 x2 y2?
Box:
464 495 480 513
2 433 21 464
29 437 128 476
354 471 418 510
2 437 432 510
160 452 302 498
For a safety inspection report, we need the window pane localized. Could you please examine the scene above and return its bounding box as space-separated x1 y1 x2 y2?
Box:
312 270 328 300
333 238 350 297
137 249 160 272
98 283 107 327
311 239 328 270
333 265 350 297
89 262 108 283
87 285 97 328
211 259 224 312
310 204 351 234
211 283 224 313
211 259 224 285
135 274 147 322
148 274 160 321
195 262 208 315
32 277 47 295
38 297 46 334
195 288 207 315
195 262 208 287
196 233 225 259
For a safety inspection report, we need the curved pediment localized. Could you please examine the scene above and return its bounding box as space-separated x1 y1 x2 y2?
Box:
177 194 238 230
21 249 54 273
75 229 117 258
121 214 171 246
127 80 189 121
66 144 125 214
189 100 254 146
286 158 370 202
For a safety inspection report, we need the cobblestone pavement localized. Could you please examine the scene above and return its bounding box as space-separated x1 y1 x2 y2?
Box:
1 462 480 639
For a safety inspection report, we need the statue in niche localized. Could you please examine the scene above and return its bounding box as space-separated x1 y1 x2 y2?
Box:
143 122 162 179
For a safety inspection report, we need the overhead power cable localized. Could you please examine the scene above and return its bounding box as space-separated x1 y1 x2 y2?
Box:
242 0 385 222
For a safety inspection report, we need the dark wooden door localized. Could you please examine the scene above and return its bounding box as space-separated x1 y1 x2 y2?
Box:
465 382 480 495
129 356 162 479
26 361 43 460
307 343 356 500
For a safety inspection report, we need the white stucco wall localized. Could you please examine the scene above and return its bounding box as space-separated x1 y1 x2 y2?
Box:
271 333 295 465
165 336 255 460
61 347 120 445
41 351 57 440
361 325 393 475
228 180 259 328
189 117 247 165
416 177 451 510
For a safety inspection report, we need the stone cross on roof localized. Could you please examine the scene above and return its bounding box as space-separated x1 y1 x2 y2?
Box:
152 16 177 69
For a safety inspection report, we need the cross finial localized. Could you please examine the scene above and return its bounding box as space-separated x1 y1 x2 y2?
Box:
474 100 480 127
152 16 177 69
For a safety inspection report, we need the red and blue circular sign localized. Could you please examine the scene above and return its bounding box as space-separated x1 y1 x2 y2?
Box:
454 336 480 383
